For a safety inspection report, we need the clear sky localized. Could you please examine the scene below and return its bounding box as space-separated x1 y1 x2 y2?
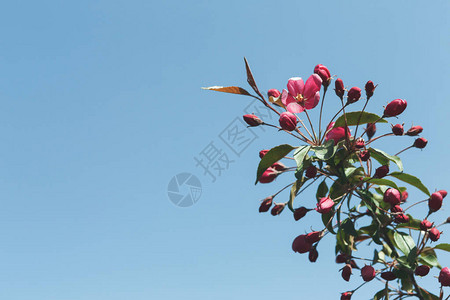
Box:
0 1 449 299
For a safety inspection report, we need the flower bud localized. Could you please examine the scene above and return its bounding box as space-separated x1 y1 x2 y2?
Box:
293 207 308 221
271 162 287 171
271 203 285 216
347 87 362 104
314 64 331 87
420 219 433 231
374 165 389 178
305 165 317 178
354 137 365 149
366 123 376 140
361 265 376 282
415 265 430 277
336 253 348 264
394 213 409 224
341 292 352 300
341 264 352 281
406 125 423 136
326 122 350 145
439 267 450 286
267 89 281 98
392 124 404 136
381 271 397 281
438 190 448 199
384 99 407 117
335 78 345 98
384 188 401 206
413 137 428 149
349 260 359 269
365 81 376 99
391 205 403 213
243 114 263 127
309 247 319 262
306 231 323 244
316 197 335 214
429 192 443 212
279 112 298 131
259 196 273 213
259 149 269 158
429 227 441 242
359 150 370 161
292 234 312 253
401 190 409 202
259 168 278 184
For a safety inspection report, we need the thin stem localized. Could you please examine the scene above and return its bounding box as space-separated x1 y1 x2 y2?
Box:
366 133 395 145
354 98 370 138
262 123 309 143
297 117 315 142
295 176 321 196
403 199 428 212
359 117 383 138
340 98 351 148
409 273 424 300
395 145 413 156
273 183 295 197
318 86 328 141
304 109 318 144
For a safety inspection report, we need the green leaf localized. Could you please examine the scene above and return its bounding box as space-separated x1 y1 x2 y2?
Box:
373 288 390 300
341 218 357 236
369 148 403 172
316 180 328 201
407 246 418 265
322 210 336 234
393 231 416 256
293 145 311 170
389 172 430 196
434 243 450 252
333 111 387 128
420 288 441 300
401 277 413 292
363 177 400 191
255 144 295 184
419 251 440 268
288 179 304 212
311 140 337 161
202 86 253 97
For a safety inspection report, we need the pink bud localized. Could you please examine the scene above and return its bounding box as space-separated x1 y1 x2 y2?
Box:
292 234 312 253
361 265 376 282
314 64 331 87
259 196 273 213
336 253 348 264
391 205 403 213
366 123 376 140
305 165 318 178
243 114 263 127
316 197 335 214
401 190 409 202
406 125 423 136
392 124 404 136
259 168 278 184
429 192 443 212
305 231 323 244
335 78 345 98
354 137 365 149
267 89 281 98
341 264 352 281
325 122 350 145
438 190 448 199
394 213 409 224
439 267 450 286
381 271 397 281
384 99 407 117
365 81 376 99
384 188 401 206
359 150 370 161
271 203 285 216
293 207 308 221
341 292 352 300
415 265 430 277
271 162 287 171
374 165 389 178
429 227 441 242
259 149 269 158
347 87 362 104
279 112 298 131
414 137 428 149
420 219 433 231
308 247 319 262
349 260 359 269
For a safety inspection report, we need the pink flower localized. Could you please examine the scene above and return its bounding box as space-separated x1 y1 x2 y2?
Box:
259 168 278 184
325 122 349 145
279 112 298 131
384 99 407 117
429 192 443 212
429 227 441 241
438 190 448 198
259 149 269 158
314 64 331 87
439 267 450 286
419 219 433 231
281 74 322 113
335 78 345 98
365 81 376 99
316 197 334 214
267 89 281 98
347 87 362 103
383 188 401 206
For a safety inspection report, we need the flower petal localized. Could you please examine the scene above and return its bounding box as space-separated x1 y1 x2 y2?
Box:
304 91 320 109
287 77 304 98
303 74 322 104
286 102 304 113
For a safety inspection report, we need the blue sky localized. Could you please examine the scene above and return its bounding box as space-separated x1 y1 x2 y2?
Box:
0 1 449 299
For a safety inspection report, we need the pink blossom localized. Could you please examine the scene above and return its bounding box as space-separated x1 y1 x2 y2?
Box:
316 197 335 214
281 74 322 113
325 122 349 145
